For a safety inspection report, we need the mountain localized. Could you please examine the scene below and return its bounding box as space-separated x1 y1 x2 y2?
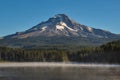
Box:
5 14 119 39
0 14 120 48
0 37 2 39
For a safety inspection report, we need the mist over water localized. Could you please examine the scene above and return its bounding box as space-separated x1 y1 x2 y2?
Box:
0 66 120 80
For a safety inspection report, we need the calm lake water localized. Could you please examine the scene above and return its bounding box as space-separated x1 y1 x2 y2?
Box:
0 66 120 80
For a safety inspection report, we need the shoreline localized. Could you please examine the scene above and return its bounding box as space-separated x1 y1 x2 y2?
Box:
0 62 120 68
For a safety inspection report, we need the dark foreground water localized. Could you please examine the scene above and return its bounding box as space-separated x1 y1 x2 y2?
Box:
0 66 120 80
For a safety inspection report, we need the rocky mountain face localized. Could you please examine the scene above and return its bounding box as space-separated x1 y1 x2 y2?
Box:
5 14 119 39
1 14 120 48
0 37 3 39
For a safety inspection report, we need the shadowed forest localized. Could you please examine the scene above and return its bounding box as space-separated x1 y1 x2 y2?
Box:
0 40 120 63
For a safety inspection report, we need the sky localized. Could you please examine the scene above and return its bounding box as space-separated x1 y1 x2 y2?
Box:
0 0 120 37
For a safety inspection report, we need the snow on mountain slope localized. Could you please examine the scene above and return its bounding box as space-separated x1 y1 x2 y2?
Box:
4 14 119 39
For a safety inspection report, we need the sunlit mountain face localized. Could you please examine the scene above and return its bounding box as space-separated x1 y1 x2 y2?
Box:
1 14 120 48
4 14 119 39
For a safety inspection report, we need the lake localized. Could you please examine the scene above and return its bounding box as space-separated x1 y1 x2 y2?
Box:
0 63 120 80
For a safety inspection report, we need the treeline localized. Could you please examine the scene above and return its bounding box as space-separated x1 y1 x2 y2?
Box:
101 40 120 51
0 40 120 63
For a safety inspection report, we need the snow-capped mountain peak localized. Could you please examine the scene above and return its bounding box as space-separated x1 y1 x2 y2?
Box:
5 14 119 39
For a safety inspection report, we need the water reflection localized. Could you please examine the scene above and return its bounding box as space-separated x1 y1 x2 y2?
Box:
0 67 120 80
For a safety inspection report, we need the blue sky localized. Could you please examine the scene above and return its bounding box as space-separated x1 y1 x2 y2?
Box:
0 0 120 37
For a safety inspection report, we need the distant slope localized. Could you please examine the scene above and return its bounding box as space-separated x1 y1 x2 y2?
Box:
0 37 3 39
0 36 119 49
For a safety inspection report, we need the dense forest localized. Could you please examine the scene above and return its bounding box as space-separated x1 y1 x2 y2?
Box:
0 40 120 63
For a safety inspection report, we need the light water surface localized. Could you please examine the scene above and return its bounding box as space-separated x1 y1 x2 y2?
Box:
0 64 120 80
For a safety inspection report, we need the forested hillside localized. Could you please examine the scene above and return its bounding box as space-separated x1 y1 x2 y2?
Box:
0 40 120 63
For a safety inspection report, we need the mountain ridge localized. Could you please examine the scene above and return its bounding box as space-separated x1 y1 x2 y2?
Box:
4 14 119 39
1 14 120 48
